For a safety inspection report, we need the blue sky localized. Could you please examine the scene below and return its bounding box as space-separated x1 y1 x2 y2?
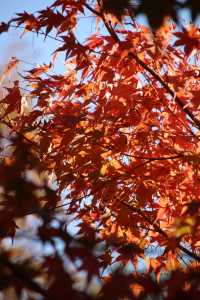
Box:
1 1 55 74
0 0 91 66
2 1 53 20
0 1 197 76
0 1 96 73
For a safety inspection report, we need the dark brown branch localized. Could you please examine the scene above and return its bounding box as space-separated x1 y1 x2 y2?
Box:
85 6 200 131
123 153 182 161
84 3 101 17
121 201 200 262
9 3 200 130
130 53 200 130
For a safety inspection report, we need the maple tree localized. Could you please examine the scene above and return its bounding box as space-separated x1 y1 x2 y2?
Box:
0 0 200 299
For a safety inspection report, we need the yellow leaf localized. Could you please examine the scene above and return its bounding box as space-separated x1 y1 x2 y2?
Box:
176 225 191 238
110 158 121 169
185 217 195 226
100 164 108 176
101 150 112 159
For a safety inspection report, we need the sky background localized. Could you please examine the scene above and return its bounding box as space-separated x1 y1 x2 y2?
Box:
1 1 54 65
0 1 197 75
0 0 100 76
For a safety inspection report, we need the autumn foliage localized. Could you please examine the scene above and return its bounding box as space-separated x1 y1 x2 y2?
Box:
0 0 200 299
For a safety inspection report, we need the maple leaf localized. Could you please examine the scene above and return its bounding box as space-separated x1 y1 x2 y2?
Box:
0 57 19 84
101 0 134 21
174 26 200 56
0 80 21 116
0 22 10 34
51 0 85 13
0 2 200 300
12 11 40 33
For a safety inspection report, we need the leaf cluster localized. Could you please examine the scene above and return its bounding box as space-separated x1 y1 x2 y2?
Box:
0 1 200 299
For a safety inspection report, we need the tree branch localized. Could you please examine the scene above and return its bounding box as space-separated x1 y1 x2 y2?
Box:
84 5 200 131
123 153 182 161
121 201 200 262
130 53 200 130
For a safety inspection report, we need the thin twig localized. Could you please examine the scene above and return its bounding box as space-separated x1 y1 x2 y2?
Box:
84 5 200 131
121 201 200 262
